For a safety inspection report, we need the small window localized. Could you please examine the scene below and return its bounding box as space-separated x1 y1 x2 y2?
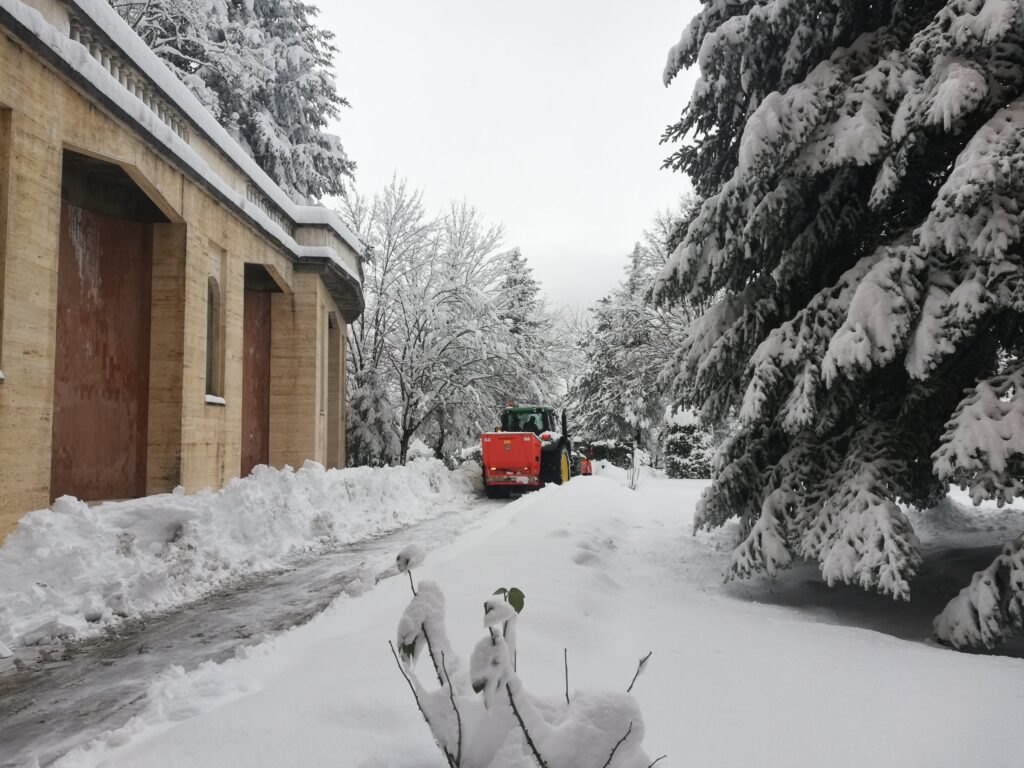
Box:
206 276 224 398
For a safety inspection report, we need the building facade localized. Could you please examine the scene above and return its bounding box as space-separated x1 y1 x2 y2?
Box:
0 0 364 540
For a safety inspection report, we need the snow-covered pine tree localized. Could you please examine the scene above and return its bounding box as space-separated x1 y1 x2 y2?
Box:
570 290 662 451
111 0 354 201
654 0 1024 642
663 407 715 479
569 204 703 463
488 247 561 430
495 247 542 337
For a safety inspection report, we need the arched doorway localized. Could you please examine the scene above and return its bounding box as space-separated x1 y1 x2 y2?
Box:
50 150 169 501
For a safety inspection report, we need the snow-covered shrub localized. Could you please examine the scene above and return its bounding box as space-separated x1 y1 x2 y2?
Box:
626 446 643 492
407 439 435 462
580 439 633 469
391 563 656 767
346 367 401 467
662 408 714 479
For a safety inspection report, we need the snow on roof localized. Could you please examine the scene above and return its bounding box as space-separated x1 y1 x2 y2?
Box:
0 0 364 288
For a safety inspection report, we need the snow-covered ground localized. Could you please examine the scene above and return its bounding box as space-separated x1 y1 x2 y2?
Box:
0 459 479 649
48 466 1024 768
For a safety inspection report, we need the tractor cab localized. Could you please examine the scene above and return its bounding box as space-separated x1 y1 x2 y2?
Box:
500 405 560 438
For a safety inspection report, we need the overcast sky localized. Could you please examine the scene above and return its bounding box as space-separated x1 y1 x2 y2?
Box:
315 1 702 307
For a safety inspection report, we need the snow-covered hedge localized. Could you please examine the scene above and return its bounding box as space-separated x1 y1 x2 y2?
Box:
0 459 479 648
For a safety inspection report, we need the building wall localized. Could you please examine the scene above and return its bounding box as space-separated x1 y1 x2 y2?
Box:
0 31 350 540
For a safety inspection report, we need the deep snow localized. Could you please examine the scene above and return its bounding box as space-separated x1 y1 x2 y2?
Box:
46 467 1024 768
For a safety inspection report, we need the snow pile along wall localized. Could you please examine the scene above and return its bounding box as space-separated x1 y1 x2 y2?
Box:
0 459 480 647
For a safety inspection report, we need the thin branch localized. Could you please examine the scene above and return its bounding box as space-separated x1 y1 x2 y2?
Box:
421 622 445 687
441 652 463 766
563 648 570 706
407 570 417 596
388 641 456 768
648 756 668 767
506 683 548 768
627 651 653 693
601 721 633 768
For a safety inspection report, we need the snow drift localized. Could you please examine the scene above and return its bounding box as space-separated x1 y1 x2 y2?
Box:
0 459 480 648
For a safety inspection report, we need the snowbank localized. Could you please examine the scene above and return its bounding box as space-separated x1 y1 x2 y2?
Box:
0 459 480 647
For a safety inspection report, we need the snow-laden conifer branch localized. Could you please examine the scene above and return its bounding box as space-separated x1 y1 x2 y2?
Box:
934 361 1024 505
934 533 1024 648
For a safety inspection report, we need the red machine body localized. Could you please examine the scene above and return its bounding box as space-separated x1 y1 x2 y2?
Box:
481 431 543 490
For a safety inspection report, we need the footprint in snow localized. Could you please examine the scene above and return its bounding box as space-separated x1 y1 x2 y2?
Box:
573 549 601 567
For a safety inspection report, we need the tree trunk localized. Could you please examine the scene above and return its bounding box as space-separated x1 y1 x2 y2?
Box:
399 432 410 465
434 410 448 460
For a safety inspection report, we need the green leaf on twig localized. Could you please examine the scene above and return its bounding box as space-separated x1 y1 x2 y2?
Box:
507 587 525 614
492 586 525 614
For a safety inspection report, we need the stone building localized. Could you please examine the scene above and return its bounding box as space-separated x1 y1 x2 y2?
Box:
0 0 364 540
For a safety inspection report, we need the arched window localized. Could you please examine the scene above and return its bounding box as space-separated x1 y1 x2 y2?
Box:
206 276 224 398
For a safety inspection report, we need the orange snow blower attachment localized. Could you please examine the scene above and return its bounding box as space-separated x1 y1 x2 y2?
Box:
481 432 543 493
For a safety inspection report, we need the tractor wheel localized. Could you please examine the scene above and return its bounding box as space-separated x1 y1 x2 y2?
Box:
484 484 508 499
554 447 570 485
483 471 508 499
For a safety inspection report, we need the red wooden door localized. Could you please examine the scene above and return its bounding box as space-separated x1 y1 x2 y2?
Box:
241 290 271 476
51 201 152 501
